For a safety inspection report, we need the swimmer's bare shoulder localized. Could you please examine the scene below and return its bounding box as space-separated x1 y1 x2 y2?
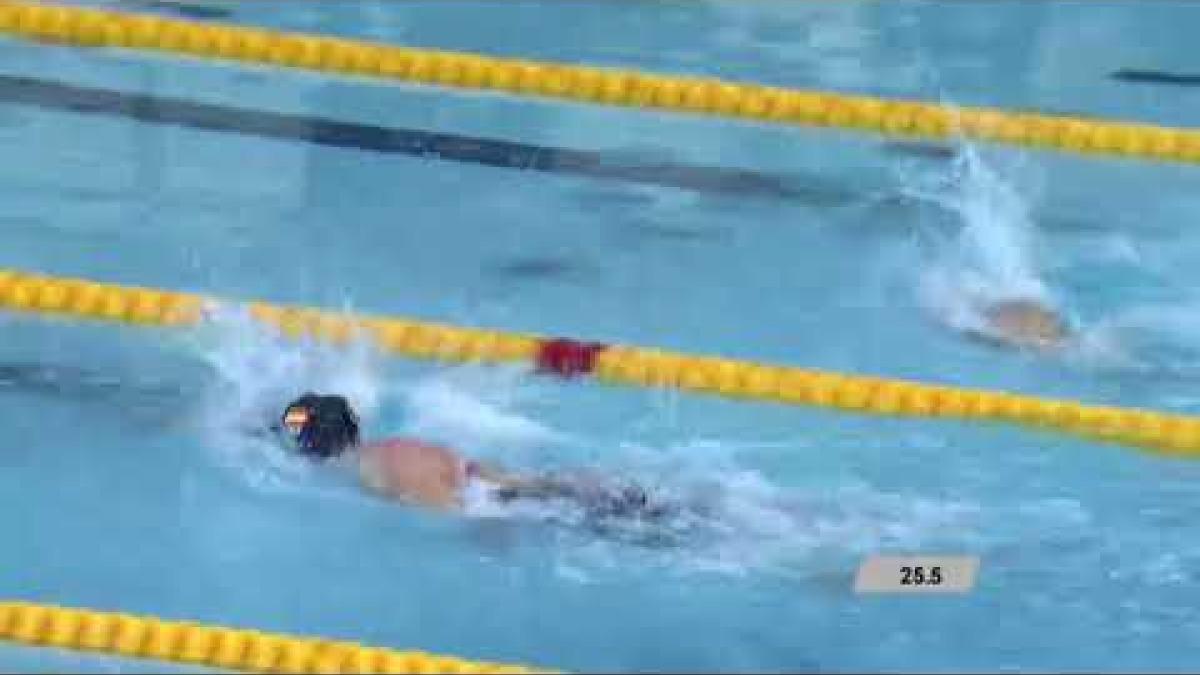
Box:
358 438 466 510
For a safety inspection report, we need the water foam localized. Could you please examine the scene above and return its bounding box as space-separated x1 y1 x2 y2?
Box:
402 365 570 454
1071 301 1200 376
524 438 1001 582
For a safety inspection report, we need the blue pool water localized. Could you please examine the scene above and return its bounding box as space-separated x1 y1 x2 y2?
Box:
3 1 1200 672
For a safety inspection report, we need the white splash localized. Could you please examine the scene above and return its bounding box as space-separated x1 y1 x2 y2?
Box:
906 145 1059 336
1071 302 1200 375
402 365 570 453
185 303 382 490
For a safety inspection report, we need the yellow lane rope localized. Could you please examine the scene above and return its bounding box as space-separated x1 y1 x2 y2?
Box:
0 1 1198 164
1 267 1198 457
0 601 549 673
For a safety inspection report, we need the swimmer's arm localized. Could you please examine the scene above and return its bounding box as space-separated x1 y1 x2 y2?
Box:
469 463 525 487
470 463 589 501
468 463 555 490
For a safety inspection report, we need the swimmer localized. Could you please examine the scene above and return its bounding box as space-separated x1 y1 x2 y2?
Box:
273 393 672 522
969 298 1072 352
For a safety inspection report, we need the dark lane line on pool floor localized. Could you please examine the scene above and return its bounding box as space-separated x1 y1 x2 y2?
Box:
0 73 841 203
1111 69 1200 87
118 0 234 20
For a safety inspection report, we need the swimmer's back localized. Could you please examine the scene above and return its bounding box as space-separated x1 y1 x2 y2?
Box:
974 298 1071 352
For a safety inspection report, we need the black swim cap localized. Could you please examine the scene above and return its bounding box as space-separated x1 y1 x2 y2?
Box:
280 393 360 459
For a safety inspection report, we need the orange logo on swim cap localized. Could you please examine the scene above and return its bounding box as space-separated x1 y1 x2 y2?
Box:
283 407 310 434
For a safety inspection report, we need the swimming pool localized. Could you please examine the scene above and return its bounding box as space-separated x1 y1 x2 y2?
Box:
3 0 1200 671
